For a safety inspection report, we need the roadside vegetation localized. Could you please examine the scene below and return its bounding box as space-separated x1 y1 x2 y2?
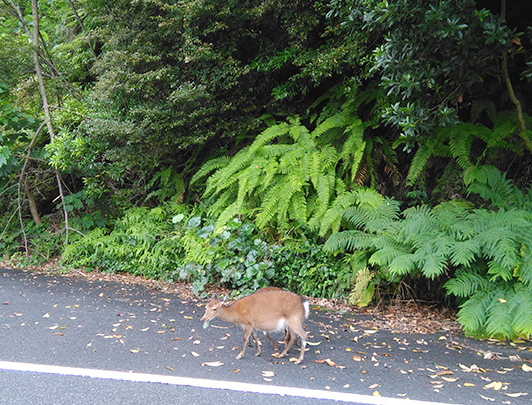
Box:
1 0 532 339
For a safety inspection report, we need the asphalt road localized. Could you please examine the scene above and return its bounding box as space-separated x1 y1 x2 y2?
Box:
1 267 531 405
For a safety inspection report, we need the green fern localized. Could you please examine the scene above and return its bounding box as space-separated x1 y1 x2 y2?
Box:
510 285 532 337
196 106 374 233
325 167 532 337
407 112 532 187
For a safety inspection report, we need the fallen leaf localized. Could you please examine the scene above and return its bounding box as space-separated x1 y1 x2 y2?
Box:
202 361 224 367
261 371 275 377
233 369 241 373
43 313 50 318
483 381 503 391
140 327 149 332
184 316 193 320
307 341 322 346
318 358 335 367
369 384 379 389
441 377 458 382
479 394 495 402
165 366 174 371
191 351 200 357
434 370 454 376
504 392 528 398
373 391 381 397
464 383 475 387
353 354 364 362
193 340 200 345
130 349 141 353
522 364 532 372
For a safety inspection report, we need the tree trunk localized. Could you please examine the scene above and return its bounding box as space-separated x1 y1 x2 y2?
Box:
31 0 70 244
24 175 42 225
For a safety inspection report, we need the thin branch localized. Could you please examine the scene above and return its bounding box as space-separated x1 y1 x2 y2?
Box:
3 0 62 79
66 0 97 59
16 121 46 255
18 121 46 225
0 208 18 243
500 0 526 135
30 0 71 245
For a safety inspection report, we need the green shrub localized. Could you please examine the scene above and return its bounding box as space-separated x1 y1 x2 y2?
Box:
0 215 64 267
62 204 279 295
270 240 354 300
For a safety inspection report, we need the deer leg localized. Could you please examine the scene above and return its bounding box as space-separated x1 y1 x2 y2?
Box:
290 325 307 364
252 331 262 356
264 332 279 351
238 327 253 359
279 329 297 358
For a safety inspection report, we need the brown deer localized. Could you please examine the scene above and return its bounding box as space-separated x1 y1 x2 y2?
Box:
201 288 309 364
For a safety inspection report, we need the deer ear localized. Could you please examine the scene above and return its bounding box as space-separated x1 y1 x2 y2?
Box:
222 295 227 303
211 293 218 300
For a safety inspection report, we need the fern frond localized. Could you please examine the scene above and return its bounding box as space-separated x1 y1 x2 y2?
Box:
343 206 372 229
456 289 492 334
401 205 436 236
509 285 532 338
354 188 387 210
261 144 295 157
518 129 532 152
339 119 365 159
389 253 416 276
319 191 360 236
486 261 513 282
449 239 481 267
191 156 231 186
518 245 532 287
324 229 376 252
444 269 490 298
369 236 407 266
312 111 349 138
485 288 515 338
433 201 474 240
208 189 238 217
288 190 308 225
246 121 291 156
448 123 475 170
256 173 305 229
288 117 314 147
214 200 242 230
406 144 432 185
463 165 500 186
204 149 254 196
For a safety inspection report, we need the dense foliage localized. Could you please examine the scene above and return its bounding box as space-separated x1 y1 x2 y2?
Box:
324 166 532 338
1 0 532 338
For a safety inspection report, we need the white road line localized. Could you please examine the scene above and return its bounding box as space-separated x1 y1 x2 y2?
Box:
0 360 460 405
